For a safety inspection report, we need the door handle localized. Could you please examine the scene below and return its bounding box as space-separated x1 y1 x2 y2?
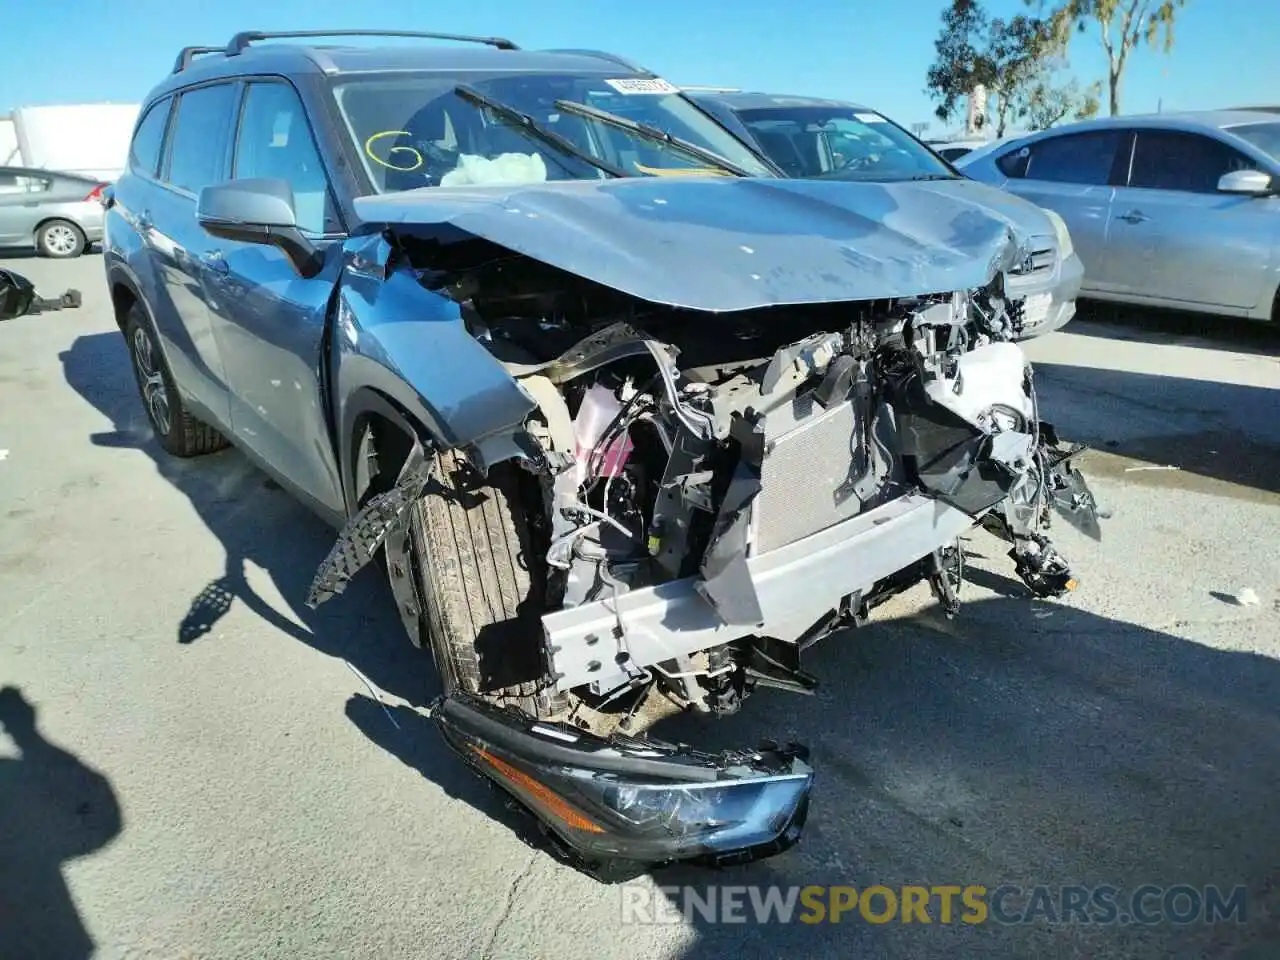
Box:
202 250 229 275
1117 209 1150 224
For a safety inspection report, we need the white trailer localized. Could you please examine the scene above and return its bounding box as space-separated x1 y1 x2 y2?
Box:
1 103 140 181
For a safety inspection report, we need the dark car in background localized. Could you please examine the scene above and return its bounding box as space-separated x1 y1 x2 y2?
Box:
0 165 106 257
687 90 1084 337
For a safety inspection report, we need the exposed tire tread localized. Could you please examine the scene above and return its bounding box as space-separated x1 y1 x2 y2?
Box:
411 449 549 714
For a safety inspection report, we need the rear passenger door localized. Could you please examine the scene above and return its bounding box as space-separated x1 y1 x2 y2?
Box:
1110 128 1275 310
145 82 239 429
996 129 1127 294
0 169 52 245
205 78 347 518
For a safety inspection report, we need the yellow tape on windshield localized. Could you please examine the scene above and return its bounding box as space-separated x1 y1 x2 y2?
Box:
364 131 424 172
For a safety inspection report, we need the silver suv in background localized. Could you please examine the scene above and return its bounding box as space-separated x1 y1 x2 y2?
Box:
959 111 1280 322
0 165 106 257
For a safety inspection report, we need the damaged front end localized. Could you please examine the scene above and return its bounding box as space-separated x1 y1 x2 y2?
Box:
313 181 1102 879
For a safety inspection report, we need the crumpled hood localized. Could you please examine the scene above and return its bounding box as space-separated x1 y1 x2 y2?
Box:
354 176 1056 313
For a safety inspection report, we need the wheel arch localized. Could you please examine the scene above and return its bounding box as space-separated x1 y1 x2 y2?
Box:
341 385 440 514
108 272 141 332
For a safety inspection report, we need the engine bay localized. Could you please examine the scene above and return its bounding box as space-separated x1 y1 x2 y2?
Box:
399 237 1102 721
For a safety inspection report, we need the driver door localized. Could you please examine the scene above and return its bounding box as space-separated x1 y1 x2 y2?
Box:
202 78 347 520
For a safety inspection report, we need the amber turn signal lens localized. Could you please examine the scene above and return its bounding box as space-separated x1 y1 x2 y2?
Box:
470 745 606 834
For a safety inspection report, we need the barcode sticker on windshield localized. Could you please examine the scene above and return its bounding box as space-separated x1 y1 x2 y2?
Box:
604 77 681 95
854 112 884 123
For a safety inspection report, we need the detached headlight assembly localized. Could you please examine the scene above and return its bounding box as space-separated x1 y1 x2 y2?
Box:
1040 206 1074 260
521 761 813 866
435 692 813 876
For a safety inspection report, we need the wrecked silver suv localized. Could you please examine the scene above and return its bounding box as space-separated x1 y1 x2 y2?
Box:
104 32 1101 882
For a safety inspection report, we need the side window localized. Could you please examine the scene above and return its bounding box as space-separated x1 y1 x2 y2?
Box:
1128 130 1258 193
165 83 237 195
0 172 51 195
1020 131 1124 185
129 98 171 177
233 81 340 235
996 146 1029 178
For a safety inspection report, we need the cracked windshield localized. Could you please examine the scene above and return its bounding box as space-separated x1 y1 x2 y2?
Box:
335 72 774 190
734 105 957 181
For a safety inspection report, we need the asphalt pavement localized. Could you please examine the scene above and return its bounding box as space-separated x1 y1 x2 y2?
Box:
2 252 1279 959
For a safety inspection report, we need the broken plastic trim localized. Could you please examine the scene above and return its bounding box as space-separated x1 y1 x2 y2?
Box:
306 443 436 610
434 692 813 879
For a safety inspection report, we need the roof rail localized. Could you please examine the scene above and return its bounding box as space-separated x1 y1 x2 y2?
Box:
225 29 519 58
541 49 653 74
172 46 225 73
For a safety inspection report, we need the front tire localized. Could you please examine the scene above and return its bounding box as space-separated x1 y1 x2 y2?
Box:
410 449 560 715
36 219 85 258
123 303 227 457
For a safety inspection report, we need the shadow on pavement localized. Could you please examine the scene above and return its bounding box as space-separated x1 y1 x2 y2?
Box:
0 685 122 960
1074 300 1280 358
1032 362 1280 497
0 246 102 261
57 332 443 706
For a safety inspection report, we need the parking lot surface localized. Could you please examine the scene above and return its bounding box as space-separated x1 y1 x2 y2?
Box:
2 253 1278 959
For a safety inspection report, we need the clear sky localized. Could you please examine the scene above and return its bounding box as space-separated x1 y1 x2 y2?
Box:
2 0 1275 134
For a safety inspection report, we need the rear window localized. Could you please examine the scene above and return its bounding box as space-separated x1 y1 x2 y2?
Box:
0 171 51 195
129 97 171 177
998 130 1124 185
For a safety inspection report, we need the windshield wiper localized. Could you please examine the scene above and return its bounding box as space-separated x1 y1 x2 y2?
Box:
551 99 753 178
453 85 628 179
906 173 962 181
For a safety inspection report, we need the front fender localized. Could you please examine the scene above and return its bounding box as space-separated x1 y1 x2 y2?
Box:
333 235 535 513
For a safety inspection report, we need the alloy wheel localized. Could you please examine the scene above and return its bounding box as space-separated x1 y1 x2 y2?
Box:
132 325 172 435
43 224 80 256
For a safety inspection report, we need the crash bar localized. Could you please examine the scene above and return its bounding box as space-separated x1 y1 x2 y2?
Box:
225 30 520 58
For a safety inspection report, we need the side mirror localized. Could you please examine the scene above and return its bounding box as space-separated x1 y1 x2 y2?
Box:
197 178 321 278
1217 168 1275 196
0 269 36 321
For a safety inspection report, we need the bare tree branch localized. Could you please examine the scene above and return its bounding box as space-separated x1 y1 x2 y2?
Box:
1026 0 1188 115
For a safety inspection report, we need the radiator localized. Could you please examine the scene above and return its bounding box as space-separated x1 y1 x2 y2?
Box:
752 395 868 554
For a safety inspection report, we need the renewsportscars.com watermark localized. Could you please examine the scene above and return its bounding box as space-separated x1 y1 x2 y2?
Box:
620 884 1249 926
